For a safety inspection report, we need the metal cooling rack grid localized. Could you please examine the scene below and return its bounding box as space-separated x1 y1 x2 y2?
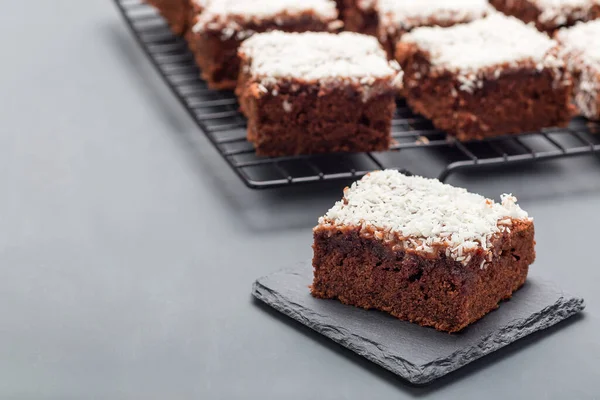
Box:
115 0 600 188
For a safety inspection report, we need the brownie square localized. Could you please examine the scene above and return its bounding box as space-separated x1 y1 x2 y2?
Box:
395 13 573 141
556 20 600 120
187 0 341 90
312 170 536 333
344 0 489 56
491 0 600 33
236 31 401 157
145 0 204 35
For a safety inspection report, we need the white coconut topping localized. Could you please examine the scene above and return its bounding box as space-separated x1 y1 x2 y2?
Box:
556 20 600 118
556 19 600 70
192 0 338 34
532 0 600 26
319 170 531 264
400 13 565 92
378 0 489 31
240 31 401 86
355 0 377 11
402 14 559 71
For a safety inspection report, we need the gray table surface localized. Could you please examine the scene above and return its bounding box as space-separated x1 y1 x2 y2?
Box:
1 1 599 399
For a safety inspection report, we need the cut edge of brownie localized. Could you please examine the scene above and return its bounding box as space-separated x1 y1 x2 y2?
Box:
312 219 535 333
237 76 396 156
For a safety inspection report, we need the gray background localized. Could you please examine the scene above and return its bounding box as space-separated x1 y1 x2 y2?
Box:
0 1 598 398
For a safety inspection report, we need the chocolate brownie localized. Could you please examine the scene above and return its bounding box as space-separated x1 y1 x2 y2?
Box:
312 170 536 333
335 0 345 17
145 0 204 35
236 31 402 157
491 0 600 33
344 0 489 56
343 0 379 36
556 20 600 120
396 14 573 141
187 0 341 90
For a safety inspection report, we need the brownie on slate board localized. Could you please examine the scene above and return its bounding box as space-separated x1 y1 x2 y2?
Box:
556 20 600 120
490 0 600 33
395 13 573 141
312 170 536 333
145 0 204 35
236 31 402 157
186 0 341 90
344 0 489 55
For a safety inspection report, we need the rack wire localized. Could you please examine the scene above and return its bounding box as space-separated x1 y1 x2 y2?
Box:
115 0 600 189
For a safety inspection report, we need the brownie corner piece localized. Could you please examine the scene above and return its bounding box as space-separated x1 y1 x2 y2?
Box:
311 170 536 333
556 20 600 120
396 13 573 141
187 0 340 90
236 31 401 157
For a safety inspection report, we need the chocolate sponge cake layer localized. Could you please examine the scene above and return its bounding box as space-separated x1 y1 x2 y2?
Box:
312 222 535 333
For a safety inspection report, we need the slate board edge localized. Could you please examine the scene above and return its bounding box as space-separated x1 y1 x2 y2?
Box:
252 274 585 385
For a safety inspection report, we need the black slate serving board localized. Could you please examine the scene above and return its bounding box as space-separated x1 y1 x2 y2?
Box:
252 264 585 384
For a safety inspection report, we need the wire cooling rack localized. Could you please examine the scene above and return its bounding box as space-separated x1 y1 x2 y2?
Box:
115 0 600 189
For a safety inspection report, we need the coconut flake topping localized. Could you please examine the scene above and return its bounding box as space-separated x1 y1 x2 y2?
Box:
319 170 531 263
533 0 600 25
401 13 560 72
378 0 489 30
556 19 600 70
240 31 401 84
193 0 338 33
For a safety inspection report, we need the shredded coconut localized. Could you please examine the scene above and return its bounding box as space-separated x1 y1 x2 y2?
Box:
400 13 565 91
378 0 489 31
240 31 400 86
556 19 600 71
318 170 531 263
356 0 377 11
532 0 600 26
402 14 559 71
192 0 338 33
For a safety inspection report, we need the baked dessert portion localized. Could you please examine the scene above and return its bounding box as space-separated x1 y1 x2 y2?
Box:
335 0 345 17
236 31 401 157
187 0 340 90
344 0 489 55
145 0 204 35
396 13 573 141
556 20 600 120
343 0 380 36
312 170 536 333
490 0 600 33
